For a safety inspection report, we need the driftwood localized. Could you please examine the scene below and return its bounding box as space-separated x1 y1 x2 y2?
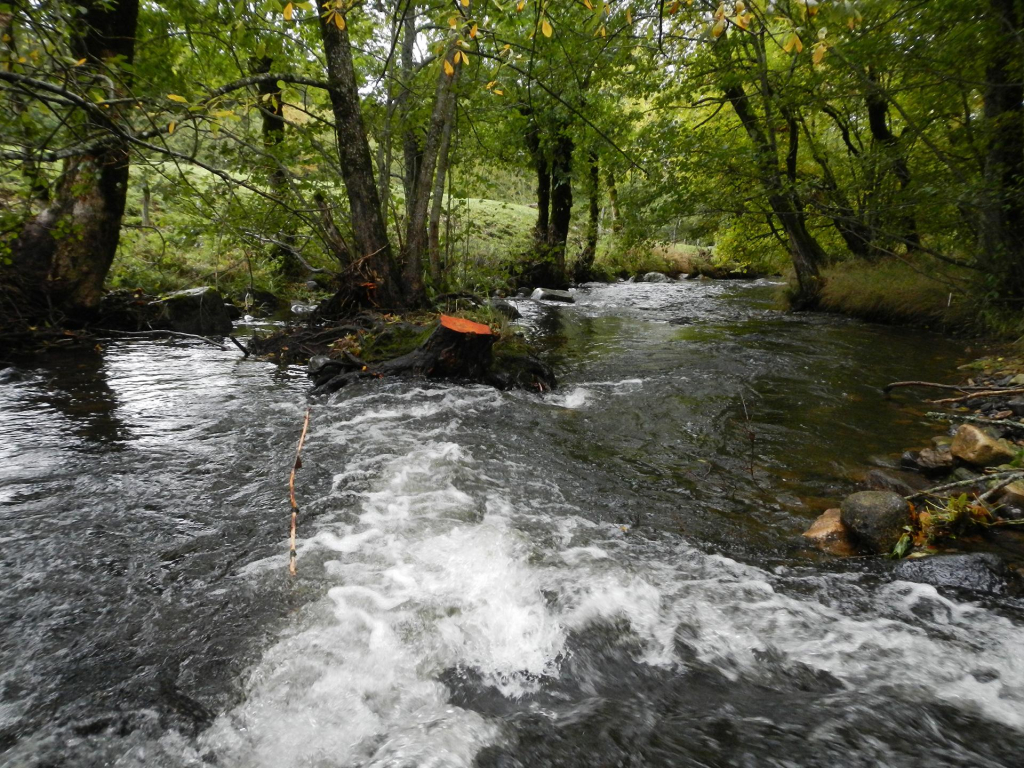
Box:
288 408 311 576
930 388 1024 405
906 470 1024 501
883 380 990 394
925 411 1024 432
95 328 227 350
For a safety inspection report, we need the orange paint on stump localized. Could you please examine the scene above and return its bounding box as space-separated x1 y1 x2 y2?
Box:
440 315 492 335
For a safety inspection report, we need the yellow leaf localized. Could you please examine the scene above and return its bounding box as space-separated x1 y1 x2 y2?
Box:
584 0 592 8
284 2 293 20
794 35 804 53
471 23 478 38
167 94 188 103
626 8 632 23
812 45 825 65
461 0 469 6
486 80 496 89
493 89 504 95
334 11 345 30
449 16 457 28
541 19 552 37
516 0 525 10
735 0 745 11
75 58 87 66
668 0 680 13
596 24 606 37
444 58 454 76
712 19 724 37
168 121 176 135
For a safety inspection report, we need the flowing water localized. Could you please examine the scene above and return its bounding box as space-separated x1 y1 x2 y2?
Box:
3 280 1024 768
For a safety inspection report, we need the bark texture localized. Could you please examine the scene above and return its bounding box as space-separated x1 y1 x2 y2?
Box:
6 0 140 320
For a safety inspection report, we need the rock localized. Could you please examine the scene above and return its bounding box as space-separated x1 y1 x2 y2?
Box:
994 481 1024 520
290 302 317 315
802 509 857 556
531 288 575 303
641 272 673 283
305 280 320 291
894 553 1017 596
865 469 926 496
930 435 953 450
625 276 636 283
839 491 913 553
488 298 522 320
900 447 952 476
1010 374 1024 387
1006 397 1024 417
224 302 242 321
516 287 532 297
950 424 1017 466
151 287 233 336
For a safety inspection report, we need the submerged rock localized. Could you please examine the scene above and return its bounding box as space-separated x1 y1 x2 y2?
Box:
802 509 857 556
640 272 673 283
151 287 233 336
894 553 1017 596
840 491 913 553
865 469 926 496
950 424 1016 466
901 447 953 476
531 288 575 303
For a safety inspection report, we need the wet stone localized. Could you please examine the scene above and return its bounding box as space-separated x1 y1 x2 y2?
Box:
894 553 1018 596
840 491 913 554
531 288 575 303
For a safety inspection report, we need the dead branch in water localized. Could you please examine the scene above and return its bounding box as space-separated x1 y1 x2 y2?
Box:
95 328 228 350
884 380 988 394
289 407 311 576
929 388 1024 405
925 412 1024 431
905 470 1024 501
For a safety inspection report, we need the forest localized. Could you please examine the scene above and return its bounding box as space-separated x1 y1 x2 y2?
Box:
2 0 1022 332
7 3 1024 768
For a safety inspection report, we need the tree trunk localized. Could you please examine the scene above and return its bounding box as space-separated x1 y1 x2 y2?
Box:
979 0 1024 298
607 170 623 233
250 55 302 278
428 99 456 287
6 0 140 320
317 10 400 310
866 68 920 254
399 10 421 224
575 152 600 281
725 85 823 306
402 43 459 305
546 132 573 285
525 121 551 243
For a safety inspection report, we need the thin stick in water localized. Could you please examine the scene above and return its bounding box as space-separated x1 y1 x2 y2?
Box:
289 407 312 576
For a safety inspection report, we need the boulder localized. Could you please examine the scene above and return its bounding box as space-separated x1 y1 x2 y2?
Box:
994 481 1024 520
900 447 953 476
531 288 575 303
488 298 522 320
839 491 913 553
865 469 925 496
641 272 673 283
950 424 1017 467
1007 397 1024 418
802 509 857 556
894 553 1017 596
151 287 233 336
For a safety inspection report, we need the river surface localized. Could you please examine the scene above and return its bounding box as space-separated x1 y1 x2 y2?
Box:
3 280 1023 767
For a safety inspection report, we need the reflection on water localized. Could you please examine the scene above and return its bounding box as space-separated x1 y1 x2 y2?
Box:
3 280 1022 768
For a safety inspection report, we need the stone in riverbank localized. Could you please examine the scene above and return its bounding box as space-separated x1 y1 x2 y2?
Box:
840 491 913 553
151 287 233 336
894 553 1017 596
950 424 1016 467
640 272 674 283
802 509 857 556
531 288 575 303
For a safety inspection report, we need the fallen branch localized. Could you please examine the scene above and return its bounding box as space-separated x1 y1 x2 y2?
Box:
906 470 1024 501
228 335 250 358
288 407 312 576
979 473 1024 504
929 388 1024 405
884 380 989 394
925 411 1024 431
95 328 227 349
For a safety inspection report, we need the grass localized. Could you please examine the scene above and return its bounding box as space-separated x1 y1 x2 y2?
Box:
816 257 976 331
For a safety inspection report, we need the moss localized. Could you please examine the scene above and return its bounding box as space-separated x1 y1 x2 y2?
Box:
360 321 434 362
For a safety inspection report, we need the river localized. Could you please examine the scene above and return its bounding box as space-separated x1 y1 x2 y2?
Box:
2 279 1023 767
